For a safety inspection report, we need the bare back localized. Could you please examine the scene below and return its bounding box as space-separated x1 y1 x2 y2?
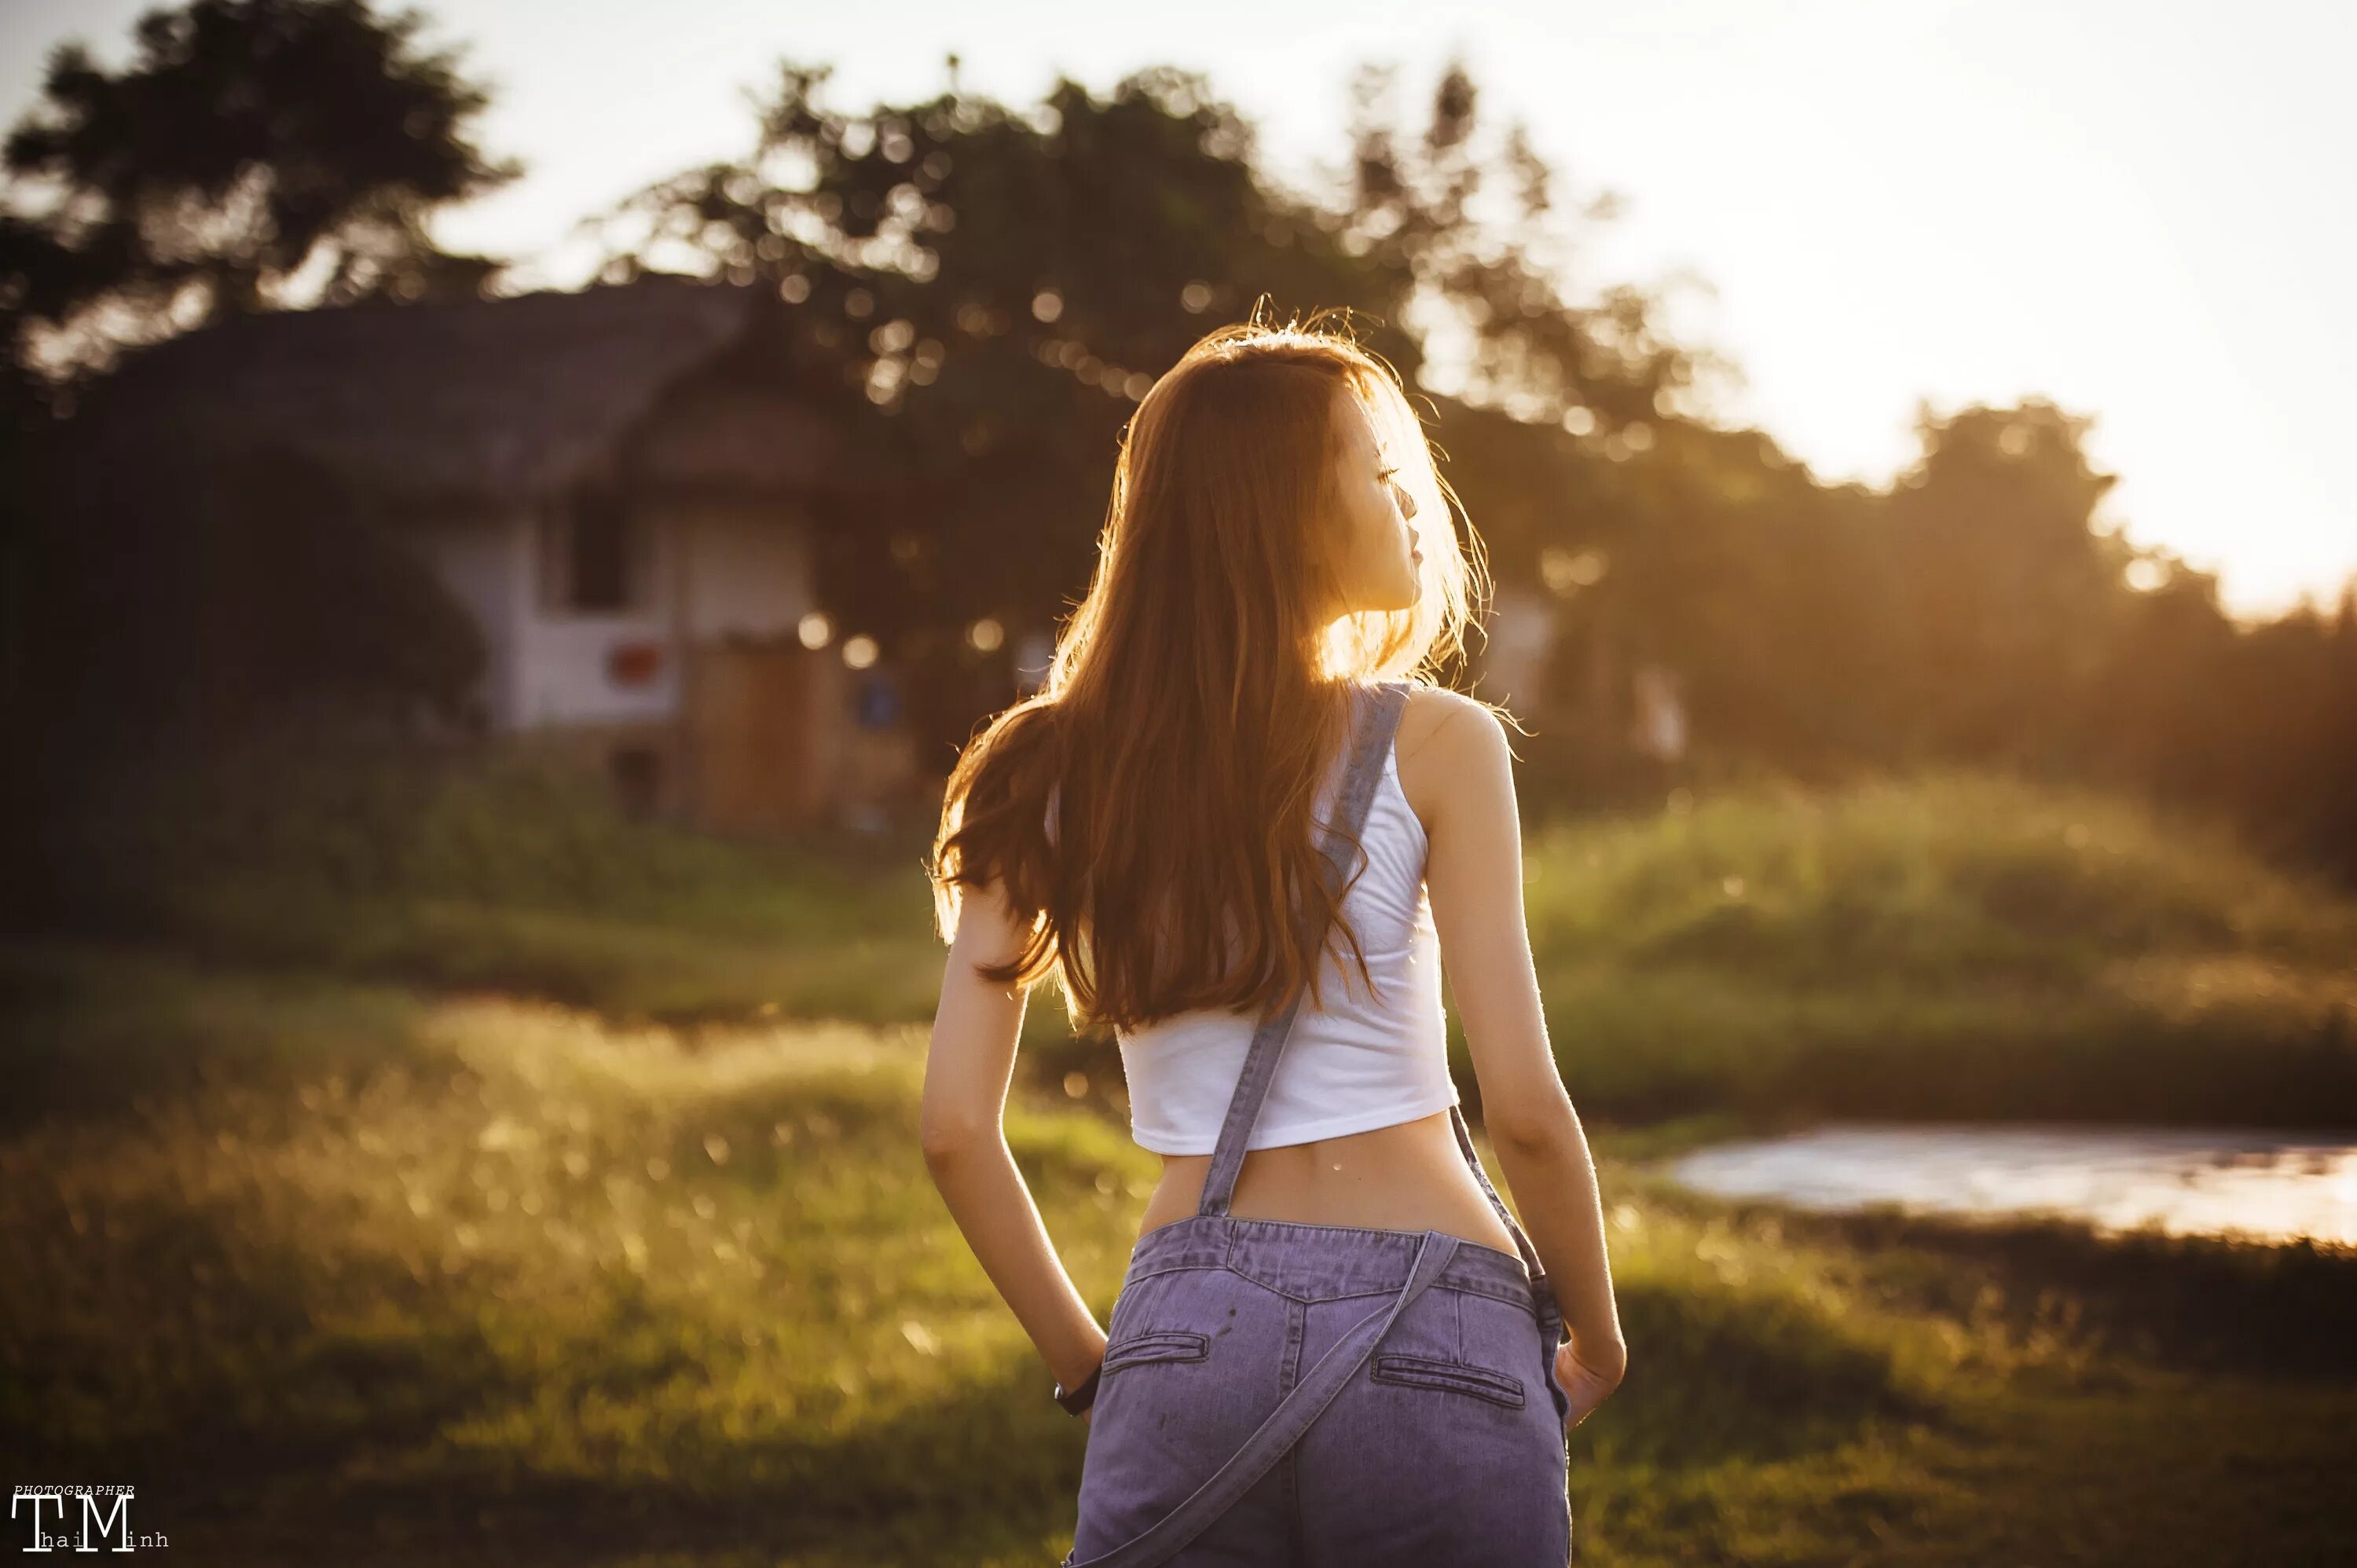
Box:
1134 685 1523 1261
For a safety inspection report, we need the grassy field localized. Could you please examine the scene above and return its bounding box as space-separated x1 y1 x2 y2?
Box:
6 756 2355 1562
13 737 948 1028
4 938 2353 1566
1509 767 2357 1127
24 749 2352 1129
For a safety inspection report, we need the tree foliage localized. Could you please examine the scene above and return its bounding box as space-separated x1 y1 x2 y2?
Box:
0 0 508 771
585 56 1697 758
2 16 2350 885
0 0 517 378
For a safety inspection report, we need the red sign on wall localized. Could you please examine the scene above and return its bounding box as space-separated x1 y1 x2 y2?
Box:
607 640 665 687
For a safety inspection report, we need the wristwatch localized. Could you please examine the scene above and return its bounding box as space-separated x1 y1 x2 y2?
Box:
1054 1360 1103 1416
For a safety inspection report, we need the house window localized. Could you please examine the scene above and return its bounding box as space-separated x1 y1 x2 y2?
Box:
539 484 647 612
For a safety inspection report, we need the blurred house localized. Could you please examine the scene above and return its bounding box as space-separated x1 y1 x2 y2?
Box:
64 275 916 833
1629 662 1688 763
1474 582 1560 715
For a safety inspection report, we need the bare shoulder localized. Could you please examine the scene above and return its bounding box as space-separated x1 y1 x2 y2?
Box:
1393 684 1518 833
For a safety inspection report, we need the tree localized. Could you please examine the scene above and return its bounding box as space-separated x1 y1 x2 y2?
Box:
1328 59 1721 441
1881 398 2139 767
588 57 1706 763
0 0 518 379
0 0 510 789
587 61 1428 760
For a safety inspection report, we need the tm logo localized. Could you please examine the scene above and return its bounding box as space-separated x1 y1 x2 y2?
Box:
9 1486 167 1552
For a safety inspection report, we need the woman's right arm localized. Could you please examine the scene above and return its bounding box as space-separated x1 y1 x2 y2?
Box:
1417 691 1627 1423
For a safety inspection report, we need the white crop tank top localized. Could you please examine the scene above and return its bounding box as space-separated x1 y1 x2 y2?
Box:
1050 723 1457 1155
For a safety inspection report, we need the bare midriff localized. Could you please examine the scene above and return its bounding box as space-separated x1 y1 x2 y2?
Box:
1135 1107 1523 1263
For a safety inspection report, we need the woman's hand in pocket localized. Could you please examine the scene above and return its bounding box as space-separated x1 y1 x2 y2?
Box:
1553 1332 1626 1431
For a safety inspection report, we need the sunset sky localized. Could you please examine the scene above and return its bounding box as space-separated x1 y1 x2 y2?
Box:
5 0 2349 622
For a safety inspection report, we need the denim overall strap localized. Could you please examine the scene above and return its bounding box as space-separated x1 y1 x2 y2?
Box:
1453 1096 1571 1435
1196 678 1409 1220
1065 1228 1463 1568
1449 1101 1546 1283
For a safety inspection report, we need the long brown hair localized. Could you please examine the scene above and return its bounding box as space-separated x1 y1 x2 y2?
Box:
928 304 1489 1035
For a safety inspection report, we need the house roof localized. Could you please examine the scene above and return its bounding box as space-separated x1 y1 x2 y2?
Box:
73 274 841 503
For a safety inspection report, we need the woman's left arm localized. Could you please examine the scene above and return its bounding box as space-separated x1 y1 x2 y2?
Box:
920 874 1106 1412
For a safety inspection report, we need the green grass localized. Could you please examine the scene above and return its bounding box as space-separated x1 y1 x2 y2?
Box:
20 747 2355 1127
14 735 948 1028
1 940 1132 1564
1497 768 2357 1127
4 939 2352 1566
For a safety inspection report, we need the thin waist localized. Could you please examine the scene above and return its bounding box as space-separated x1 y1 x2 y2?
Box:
1126 1211 1541 1314
1134 1108 1519 1254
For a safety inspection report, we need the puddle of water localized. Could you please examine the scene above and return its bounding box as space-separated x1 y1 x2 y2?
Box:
1663 1123 2357 1246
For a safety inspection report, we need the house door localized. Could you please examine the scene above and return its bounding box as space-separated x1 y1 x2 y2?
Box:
687 640 836 832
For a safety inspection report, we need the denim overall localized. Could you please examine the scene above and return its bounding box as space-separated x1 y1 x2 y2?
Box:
1063 680 1574 1567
